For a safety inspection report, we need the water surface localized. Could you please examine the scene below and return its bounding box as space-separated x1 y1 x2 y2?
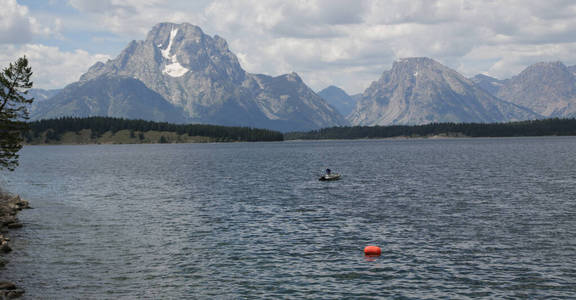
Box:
2 137 576 298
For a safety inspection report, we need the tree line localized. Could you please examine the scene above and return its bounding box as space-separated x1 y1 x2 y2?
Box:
285 118 576 140
24 116 284 142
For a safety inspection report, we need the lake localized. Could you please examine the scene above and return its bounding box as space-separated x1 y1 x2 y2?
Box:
2 137 576 299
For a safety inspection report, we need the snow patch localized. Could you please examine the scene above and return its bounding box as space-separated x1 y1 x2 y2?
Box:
164 62 189 77
161 28 178 59
158 27 189 78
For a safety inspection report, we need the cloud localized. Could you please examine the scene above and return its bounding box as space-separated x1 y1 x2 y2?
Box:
0 0 45 44
0 44 110 89
66 0 209 36
203 0 576 92
9 0 576 93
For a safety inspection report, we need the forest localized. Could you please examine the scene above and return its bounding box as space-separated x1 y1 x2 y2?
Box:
285 118 576 140
21 117 576 144
24 117 284 143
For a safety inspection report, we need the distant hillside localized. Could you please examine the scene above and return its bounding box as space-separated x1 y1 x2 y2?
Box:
317 85 357 117
285 118 576 140
24 117 284 144
28 88 62 116
32 75 188 123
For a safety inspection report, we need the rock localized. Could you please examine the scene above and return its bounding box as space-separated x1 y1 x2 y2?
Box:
0 283 24 299
0 281 16 290
0 241 12 253
5 289 25 298
2 220 14 228
1 216 18 227
6 223 22 229
17 200 30 209
0 193 27 298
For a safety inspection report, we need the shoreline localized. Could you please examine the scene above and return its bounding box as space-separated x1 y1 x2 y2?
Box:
23 133 576 146
0 192 31 298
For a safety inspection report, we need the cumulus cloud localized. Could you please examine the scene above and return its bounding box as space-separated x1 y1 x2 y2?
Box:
0 0 54 44
0 44 110 89
7 0 576 93
202 0 576 92
66 0 208 36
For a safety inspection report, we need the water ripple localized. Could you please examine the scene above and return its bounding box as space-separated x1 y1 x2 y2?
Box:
2 138 576 298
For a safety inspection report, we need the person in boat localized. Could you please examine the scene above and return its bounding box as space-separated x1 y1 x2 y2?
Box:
325 168 331 175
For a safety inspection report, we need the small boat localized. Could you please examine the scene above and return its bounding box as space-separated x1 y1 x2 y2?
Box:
319 173 341 181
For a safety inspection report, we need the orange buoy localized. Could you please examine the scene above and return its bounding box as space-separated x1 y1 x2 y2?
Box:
364 245 382 256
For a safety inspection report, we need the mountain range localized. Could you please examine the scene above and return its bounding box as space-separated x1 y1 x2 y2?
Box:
32 23 346 132
348 57 539 125
30 22 576 130
496 62 576 118
322 59 576 126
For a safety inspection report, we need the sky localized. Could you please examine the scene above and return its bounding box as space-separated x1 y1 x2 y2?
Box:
2 0 576 94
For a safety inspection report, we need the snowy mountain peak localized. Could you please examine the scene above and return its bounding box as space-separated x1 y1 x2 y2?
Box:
158 27 189 77
61 22 348 131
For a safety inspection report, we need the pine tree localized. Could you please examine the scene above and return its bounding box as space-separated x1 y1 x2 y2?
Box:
0 57 33 171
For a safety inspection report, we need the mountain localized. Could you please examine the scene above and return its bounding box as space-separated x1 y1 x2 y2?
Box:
41 22 347 131
32 75 187 123
349 57 540 126
28 88 61 102
318 86 357 117
568 65 576 76
28 88 62 116
497 62 576 117
244 74 348 131
470 74 506 95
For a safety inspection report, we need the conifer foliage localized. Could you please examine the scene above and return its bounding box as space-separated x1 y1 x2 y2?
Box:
0 57 33 171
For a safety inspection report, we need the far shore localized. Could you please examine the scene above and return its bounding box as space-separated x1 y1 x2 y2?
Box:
23 132 576 146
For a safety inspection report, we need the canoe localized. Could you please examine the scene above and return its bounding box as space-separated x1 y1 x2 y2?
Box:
319 173 341 181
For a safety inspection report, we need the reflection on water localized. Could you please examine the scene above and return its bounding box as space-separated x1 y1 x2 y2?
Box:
2 137 576 298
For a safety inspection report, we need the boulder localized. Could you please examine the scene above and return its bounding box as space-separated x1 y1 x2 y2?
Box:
0 281 16 290
6 223 22 229
5 289 25 298
0 241 12 253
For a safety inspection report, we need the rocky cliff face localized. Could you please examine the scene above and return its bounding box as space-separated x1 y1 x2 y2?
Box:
349 57 539 126
318 85 357 117
497 62 576 117
243 74 348 131
70 22 346 131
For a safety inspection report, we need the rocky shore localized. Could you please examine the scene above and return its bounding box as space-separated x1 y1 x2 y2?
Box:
0 193 31 299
